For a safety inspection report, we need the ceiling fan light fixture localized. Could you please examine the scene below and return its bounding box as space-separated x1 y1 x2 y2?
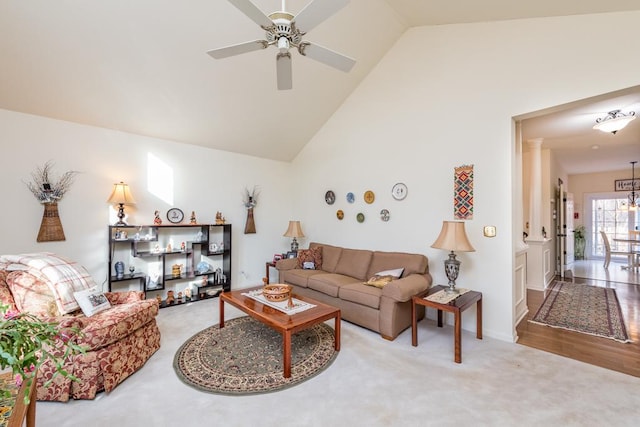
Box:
277 36 290 53
593 109 636 134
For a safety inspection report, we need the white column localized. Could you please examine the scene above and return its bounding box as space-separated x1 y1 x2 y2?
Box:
527 138 544 241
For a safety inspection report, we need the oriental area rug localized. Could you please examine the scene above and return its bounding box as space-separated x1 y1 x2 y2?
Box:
530 281 631 343
173 316 338 395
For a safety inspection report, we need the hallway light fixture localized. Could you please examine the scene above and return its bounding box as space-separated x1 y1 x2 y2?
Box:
628 161 638 211
593 109 636 134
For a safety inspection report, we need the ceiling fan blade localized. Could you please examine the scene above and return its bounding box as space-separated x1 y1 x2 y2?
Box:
276 52 292 90
293 0 349 33
298 42 355 72
227 0 273 28
207 40 268 59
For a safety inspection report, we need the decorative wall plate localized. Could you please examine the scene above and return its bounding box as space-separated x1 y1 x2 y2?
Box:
364 190 375 204
356 212 365 223
325 190 336 205
391 183 408 200
167 208 184 223
336 209 344 220
380 209 390 222
346 192 355 203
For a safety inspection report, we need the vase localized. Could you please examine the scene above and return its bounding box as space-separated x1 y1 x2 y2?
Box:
37 202 66 242
244 207 256 234
575 238 586 260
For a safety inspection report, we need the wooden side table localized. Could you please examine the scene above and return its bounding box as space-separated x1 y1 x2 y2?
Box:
0 371 37 427
265 261 276 284
411 285 482 363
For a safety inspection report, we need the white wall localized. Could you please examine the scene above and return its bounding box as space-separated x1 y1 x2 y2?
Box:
291 11 640 342
0 109 294 289
3 11 640 343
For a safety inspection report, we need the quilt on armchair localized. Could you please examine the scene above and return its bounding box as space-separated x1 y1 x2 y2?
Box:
0 253 161 401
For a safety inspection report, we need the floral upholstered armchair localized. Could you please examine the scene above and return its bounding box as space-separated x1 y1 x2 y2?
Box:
0 253 161 401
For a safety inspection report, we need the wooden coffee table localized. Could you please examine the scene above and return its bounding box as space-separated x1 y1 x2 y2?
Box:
219 286 341 378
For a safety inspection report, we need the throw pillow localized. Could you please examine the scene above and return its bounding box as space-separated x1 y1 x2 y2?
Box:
363 275 395 289
74 287 111 317
297 247 323 270
6 271 60 317
375 268 404 278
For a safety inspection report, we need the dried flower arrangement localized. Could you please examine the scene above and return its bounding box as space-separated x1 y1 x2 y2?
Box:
24 161 79 204
243 186 260 209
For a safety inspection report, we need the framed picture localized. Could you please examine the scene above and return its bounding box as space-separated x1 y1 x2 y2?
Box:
286 251 297 259
273 253 283 263
614 178 640 192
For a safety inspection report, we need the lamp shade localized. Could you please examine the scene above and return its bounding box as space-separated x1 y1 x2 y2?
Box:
431 221 475 252
283 220 305 238
107 182 136 205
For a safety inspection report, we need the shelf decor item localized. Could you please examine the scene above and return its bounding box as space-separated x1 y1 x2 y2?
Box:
243 186 260 234
107 181 136 226
24 161 78 242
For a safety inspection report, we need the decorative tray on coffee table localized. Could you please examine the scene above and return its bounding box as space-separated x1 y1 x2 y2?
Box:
242 289 316 315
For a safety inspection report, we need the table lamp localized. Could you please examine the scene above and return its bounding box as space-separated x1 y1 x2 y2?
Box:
283 220 304 252
107 182 136 226
431 221 475 294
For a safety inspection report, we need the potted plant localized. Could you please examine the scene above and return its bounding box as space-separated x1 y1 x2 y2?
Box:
0 304 84 403
574 225 586 260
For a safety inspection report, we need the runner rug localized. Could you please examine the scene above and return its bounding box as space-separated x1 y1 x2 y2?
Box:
173 316 338 395
529 281 631 343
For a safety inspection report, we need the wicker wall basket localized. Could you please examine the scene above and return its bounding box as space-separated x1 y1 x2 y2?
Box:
37 202 66 242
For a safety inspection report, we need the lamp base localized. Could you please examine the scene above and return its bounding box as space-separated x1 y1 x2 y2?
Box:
114 203 128 226
443 250 461 294
291 237 299 252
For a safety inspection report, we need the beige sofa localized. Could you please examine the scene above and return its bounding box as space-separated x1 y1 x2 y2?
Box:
276 242 432 340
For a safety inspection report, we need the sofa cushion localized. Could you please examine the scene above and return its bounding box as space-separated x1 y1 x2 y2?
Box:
0 253 95 314
308 274 358 298
297 247 323 270
6 271 60 317
363 275 395 288
334 249 373 281
340 283 382 309
0 270 17 312
310 243 342 273
281 269 325 288
76 299 159 351
74 287 111 317
367 251 428 279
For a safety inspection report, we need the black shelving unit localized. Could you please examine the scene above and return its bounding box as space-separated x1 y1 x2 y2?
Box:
108 223 232 307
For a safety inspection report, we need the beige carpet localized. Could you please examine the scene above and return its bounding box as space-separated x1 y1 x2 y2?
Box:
38 297 640 426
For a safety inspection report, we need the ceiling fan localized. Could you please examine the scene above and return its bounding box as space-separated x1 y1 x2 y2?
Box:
207 0 356 90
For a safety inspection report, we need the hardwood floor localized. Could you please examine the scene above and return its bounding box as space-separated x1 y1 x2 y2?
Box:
516 259 640 378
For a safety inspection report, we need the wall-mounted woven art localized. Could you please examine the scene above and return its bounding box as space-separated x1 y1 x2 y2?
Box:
454 164 473 220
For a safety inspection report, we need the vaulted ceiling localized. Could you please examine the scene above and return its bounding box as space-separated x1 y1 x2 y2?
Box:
1 0 639 172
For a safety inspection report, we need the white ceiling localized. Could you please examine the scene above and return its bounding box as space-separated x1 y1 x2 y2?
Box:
1 0 639 172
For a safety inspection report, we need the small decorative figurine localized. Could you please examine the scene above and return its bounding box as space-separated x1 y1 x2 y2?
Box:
185 287 192 301
190 211 197 224
215 211 225 225
201 275 208 286
172 264 183 278
166 242 172 252
166 290 175 305
153 210 162 225
177 292 183 304
180 241 186 252
155 294 162 305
